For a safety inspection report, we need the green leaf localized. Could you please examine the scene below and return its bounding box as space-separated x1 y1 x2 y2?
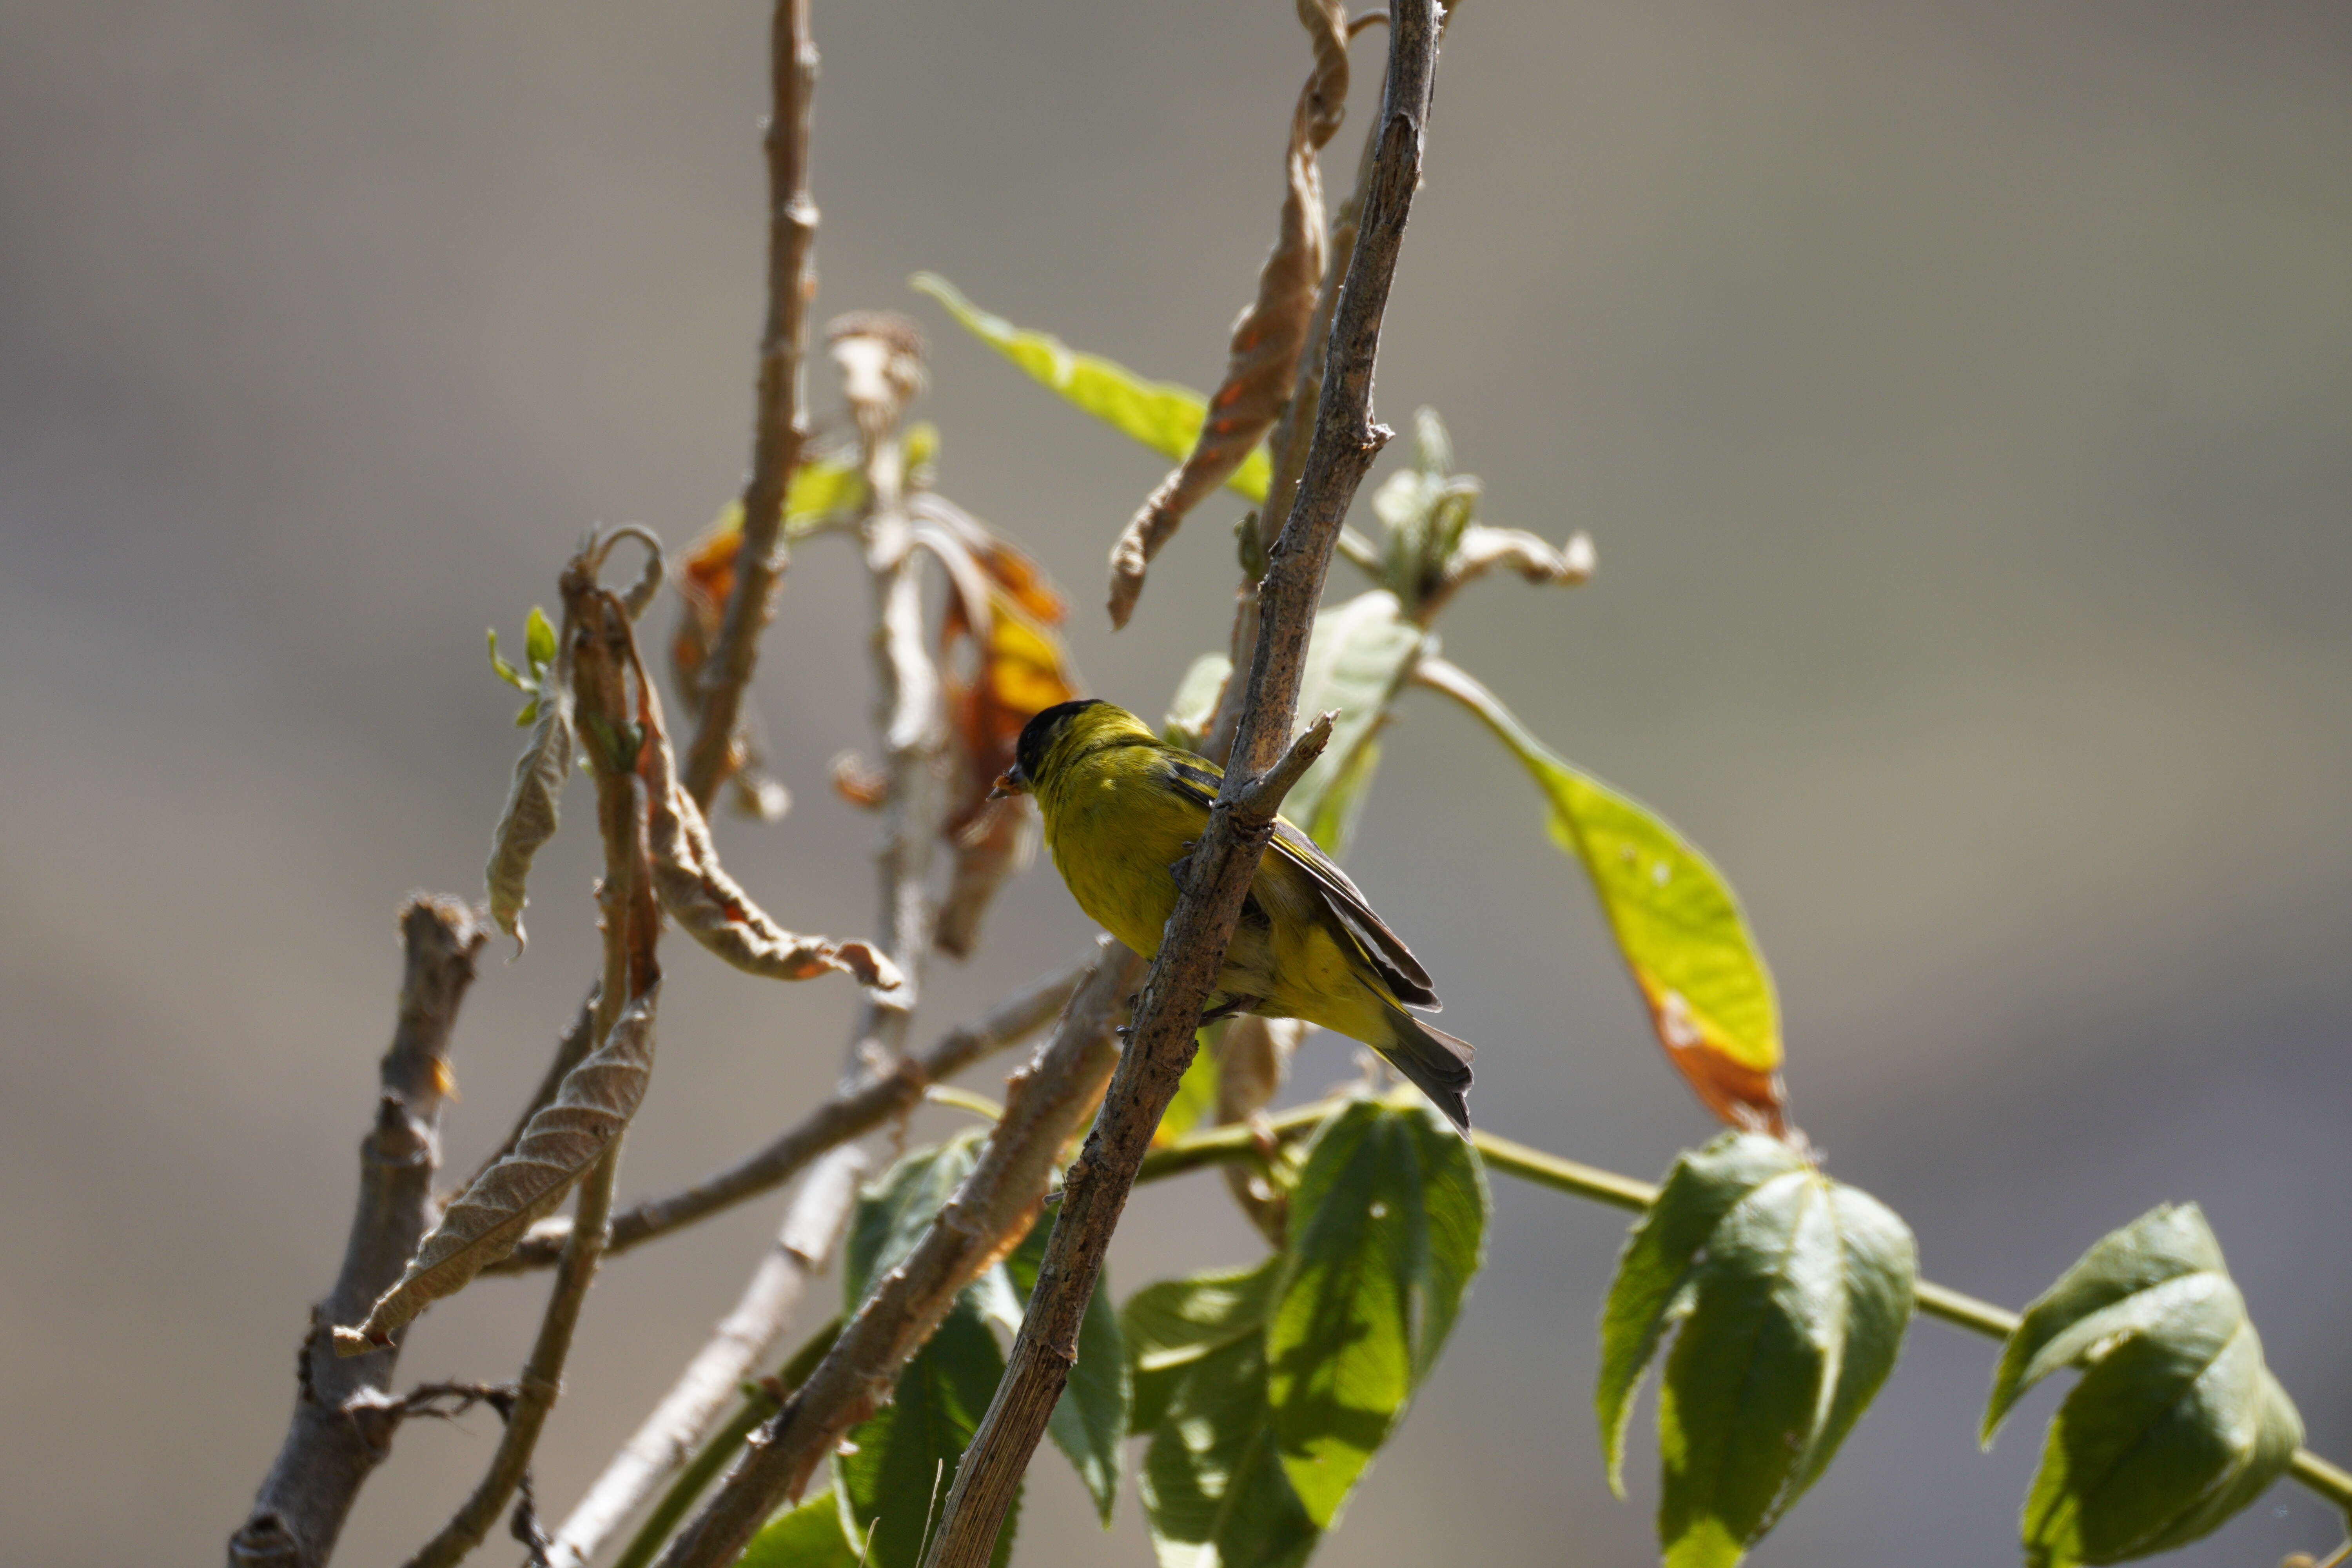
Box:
1126 1259 1319 1568
1124 1261 1281 1437
1153 1027 1222 1147
1597 1132 1916 1568
1006 1223 1131 1526
1984 1204 2304 1568
836 1305 1018 1568
1285 591 1425 857
913 272 1270 503
523 604 557 674
844 1133 989 1308
1161 653 1232 752
738 1496 860 1568
1420 660 1784 1129
1265 1098 1488 1526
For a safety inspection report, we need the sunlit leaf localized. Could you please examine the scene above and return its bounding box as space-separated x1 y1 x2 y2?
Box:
1419 658 1784 1130
1984 1204 2304 1568
1125 1260 1318 1568
836 1304 1018 1568
912 273 1271 504
1266 1097 1487 1526
1007 1222 1131 1526
1285 590 1423 856
523 604 558 673
1596 1132 1915 1568
737 1496 860 1568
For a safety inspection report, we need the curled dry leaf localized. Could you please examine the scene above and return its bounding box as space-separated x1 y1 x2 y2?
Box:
913 495 1080 956
634 672 902 991
485 609 576 951
333 987 663 1354
1105 0 1352 630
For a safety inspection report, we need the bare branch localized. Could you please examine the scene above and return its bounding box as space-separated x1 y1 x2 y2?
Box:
226 897 488 1568
648 939 1145 1568
490 959 1085 1271
548 1148 865 1568
682 0 820 810
399 559 668 1568
919 8 1445 1563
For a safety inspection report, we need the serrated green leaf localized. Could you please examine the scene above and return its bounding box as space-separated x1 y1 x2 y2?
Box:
1422 661 1784 1129
1264 1098 1487 1527
1124 1261 1281 1437
1005 1223 1130 1526
1985 1204 2304 1568
1597 1134 1810 1495
738 1496 860 1568
836 1305 1018 1568
1127 1259 1317 1568
844 1133 987 1309
913 272 1270 503
523 604 557 674
1595 1132 1915 1568
1285 591 1423 857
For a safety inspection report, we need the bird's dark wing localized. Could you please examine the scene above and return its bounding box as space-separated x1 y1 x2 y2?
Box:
1161 755 1441 1011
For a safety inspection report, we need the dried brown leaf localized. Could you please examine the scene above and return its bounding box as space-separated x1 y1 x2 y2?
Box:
1106 0 1352 629
333 987 662 1354
637 667 903 991
485 617 575 951
1448 524 1596 589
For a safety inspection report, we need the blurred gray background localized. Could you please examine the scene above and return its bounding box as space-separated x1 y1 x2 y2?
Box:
2 1 2347 1564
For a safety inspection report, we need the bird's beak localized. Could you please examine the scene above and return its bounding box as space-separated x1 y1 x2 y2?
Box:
987 764 1027 802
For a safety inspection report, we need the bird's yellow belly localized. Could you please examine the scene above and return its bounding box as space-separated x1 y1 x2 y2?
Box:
1044 770 1394 1049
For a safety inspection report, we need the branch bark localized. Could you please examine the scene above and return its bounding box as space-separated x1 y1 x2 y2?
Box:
648 938 1146 1568
490 959 1085 1271
548 1147 866 1568
917 9 1442 1562
682 0 820 810
226 897 488 1568
403 568 666 1568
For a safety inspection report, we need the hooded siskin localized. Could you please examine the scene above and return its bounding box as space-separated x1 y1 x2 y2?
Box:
998 698 1474 1129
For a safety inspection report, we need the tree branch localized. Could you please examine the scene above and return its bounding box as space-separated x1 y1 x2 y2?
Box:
916 9 1443 1564
489 960 1085 1271
648 938 1146 1568
548 1147 865 1568
682 0 820 810
402 572 666 1568
226 897 488 1568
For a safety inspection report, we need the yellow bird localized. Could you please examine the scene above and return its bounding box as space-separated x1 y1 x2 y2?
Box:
993 698 1474 1129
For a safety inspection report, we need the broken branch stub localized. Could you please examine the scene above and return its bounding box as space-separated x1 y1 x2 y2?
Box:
332 987 662 1356
1106 0 1352 629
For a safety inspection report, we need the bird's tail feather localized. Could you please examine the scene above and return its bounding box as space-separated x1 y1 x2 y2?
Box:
1377 1005 1474 1134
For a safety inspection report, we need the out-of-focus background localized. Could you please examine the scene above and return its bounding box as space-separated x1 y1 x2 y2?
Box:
3 2 2347 1564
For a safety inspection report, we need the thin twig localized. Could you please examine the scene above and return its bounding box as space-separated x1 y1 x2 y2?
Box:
227 897 488 1568
682 0 820 810
548 1148 866 1568
648 939 1146 1568
403 575 665 1568
491 960 1084 1272
833 312 944 1083
918 10 1444 1564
